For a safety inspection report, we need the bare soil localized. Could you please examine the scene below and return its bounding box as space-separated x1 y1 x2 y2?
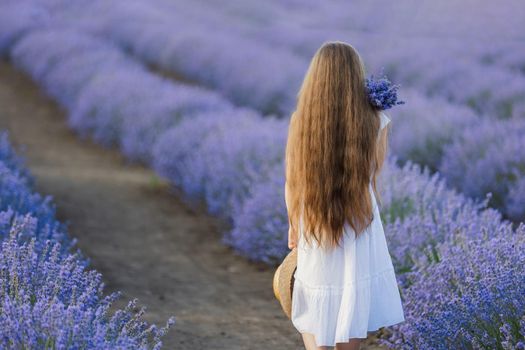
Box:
0 61 384 350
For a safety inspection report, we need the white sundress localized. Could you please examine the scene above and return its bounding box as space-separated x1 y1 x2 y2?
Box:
290 112 405 347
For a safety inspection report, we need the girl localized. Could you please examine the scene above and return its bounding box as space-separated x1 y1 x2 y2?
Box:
284 41 405 350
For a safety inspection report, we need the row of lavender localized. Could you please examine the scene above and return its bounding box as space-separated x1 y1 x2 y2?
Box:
80 0 525 119
71 0 525 221
3 1 524 220
0 133 172 348
165 0 525 77
203 0 525 114
1 9 525 346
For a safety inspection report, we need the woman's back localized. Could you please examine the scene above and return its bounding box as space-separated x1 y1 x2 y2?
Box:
290 112 405 347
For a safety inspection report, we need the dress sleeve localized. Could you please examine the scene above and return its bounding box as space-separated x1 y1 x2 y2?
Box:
379 112 391 131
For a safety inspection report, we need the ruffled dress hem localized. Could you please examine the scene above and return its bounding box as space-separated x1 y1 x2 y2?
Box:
293 316 405 347
291 267 405 347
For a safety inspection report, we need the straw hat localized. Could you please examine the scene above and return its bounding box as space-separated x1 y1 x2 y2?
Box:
273 248 298 319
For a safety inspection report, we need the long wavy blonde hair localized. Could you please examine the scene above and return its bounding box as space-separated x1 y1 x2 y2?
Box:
285 41 389 250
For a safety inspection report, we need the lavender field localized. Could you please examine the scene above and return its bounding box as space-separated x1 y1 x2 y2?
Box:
1 0 524 348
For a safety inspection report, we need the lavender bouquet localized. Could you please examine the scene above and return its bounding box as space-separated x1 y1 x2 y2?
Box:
366 73 405 110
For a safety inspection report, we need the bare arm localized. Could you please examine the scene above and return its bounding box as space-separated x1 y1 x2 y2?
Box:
285 113 299 249
285 180 298 249
376 124 389 175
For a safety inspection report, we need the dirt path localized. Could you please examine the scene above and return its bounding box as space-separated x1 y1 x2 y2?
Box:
0 61 383 350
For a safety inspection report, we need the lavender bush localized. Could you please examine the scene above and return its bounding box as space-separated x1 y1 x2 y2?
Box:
194 115 288 216
0 134 67 249
153 110 287 217
0 133 174 347
120 85 231 163
152 113 235 200
387 90 479 171
439 117 525 221
495 48 525 75
10 29 236 154
86 0 307 115
0 1 48 55
381 223 525 349
224 161 288 264
413 60 525 119
506 177 525 221
379 157 506 276
0 217 173 349
0 132 27 174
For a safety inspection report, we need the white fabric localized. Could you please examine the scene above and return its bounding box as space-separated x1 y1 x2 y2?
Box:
290 111 404 347
379 111 391 130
